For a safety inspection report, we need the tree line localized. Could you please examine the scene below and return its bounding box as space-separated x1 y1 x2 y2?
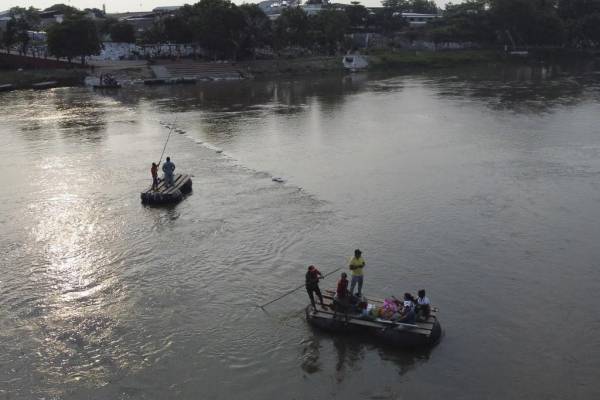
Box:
2 0 600 66
426 0 600 47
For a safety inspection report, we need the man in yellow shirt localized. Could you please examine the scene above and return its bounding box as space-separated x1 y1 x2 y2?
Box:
348 248 365 297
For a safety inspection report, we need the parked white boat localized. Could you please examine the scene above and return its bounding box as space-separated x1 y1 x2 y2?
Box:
342 54 368 72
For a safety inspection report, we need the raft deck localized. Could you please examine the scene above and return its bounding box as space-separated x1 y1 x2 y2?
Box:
140 174 192 205
306 289 441 346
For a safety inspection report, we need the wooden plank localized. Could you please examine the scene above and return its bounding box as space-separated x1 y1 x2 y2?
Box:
315 300 433 332
310 310 432 336
164 175 183 194
167 174 189 194
321 292 435 331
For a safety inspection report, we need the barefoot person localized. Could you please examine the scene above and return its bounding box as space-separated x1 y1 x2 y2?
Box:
305 265 325 310
151 162 160 190
348 249 365 297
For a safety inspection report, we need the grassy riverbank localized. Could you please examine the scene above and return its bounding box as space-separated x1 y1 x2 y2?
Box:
0 69 87 89
240 56 343 76
367 49 502 70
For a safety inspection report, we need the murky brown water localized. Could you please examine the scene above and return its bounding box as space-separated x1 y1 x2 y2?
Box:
1 63 600 399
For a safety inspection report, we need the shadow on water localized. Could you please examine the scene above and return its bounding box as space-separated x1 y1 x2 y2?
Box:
426 61 600 113
104 74 369 116
301 328 434 381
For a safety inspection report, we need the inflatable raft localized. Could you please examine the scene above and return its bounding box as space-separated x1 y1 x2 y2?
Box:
140 174 192 205
306 290 442 347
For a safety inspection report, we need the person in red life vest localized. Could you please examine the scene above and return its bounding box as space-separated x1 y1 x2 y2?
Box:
305 265 325 310
334 272 350 322
151 162 160 190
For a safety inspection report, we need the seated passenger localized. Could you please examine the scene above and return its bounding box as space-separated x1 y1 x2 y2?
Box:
416 289 431 321
394 299 416 325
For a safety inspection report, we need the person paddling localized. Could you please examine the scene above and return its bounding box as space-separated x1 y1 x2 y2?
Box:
151 162 160 190
305 265 325 310
162 156 176 187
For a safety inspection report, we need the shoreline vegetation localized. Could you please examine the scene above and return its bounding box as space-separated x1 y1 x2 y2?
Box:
2 1 600 89
2 48 599 90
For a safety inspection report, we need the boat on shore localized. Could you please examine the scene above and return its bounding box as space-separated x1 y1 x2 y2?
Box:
306 289 442 347
140 173 192 205
32 81 58 90
0 83 15 92
93 83 121 89
342 54 369 72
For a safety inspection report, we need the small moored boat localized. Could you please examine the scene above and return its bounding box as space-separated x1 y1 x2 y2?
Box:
0 83 16 92
306 289 442 347
32 81 58 90
140 173 192 205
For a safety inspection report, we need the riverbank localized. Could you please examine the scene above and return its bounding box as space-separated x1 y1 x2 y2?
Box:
239 56 343 76
0 69 87 89
366 49 501 70
2 49 597 91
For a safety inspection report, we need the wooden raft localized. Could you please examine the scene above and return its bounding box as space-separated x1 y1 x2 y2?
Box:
140 174 192 205
321 289 438 336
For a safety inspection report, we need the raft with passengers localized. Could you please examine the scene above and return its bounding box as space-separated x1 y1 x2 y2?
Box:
303 249 442 347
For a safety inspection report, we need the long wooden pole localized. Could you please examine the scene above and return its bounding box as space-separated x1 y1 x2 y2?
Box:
259 267 342 309
158 116 178 165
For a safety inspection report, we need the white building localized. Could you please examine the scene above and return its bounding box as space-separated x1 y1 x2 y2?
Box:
400 12 440 27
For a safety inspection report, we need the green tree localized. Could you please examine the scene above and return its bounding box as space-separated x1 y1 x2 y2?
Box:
84 8 106 18
47 14 102 64
43 4 79 16
5 10 38 55
373 7 408 36
238 4 272 58
309 9 350 54
409 0 439 13
345 1 370 30
186 0 245 59
427 0 495 43
273 7 310 49
381 0 410 11
490 0 565 46
140 21 166 45
557 0 600 19
2 19 17 51
162 15 193 43
9 6 41 29
578 12 600 45
557 0 600 46
110 21 136 43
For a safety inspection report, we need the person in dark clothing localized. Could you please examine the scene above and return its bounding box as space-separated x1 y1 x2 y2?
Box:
305 265 325 310
151 162 160 190
334 272 350 322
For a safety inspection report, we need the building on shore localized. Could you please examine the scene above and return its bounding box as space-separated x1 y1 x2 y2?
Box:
0 10 11 31
400 12 440 27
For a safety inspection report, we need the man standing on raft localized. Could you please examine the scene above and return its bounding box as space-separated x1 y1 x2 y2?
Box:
305 265 326 310
162 156 176 187
349 249 365 297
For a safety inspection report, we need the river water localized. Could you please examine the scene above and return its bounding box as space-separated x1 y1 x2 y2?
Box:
1 63 600 399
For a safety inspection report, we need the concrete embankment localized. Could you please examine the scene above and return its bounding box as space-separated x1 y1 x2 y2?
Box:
0 69 88 90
